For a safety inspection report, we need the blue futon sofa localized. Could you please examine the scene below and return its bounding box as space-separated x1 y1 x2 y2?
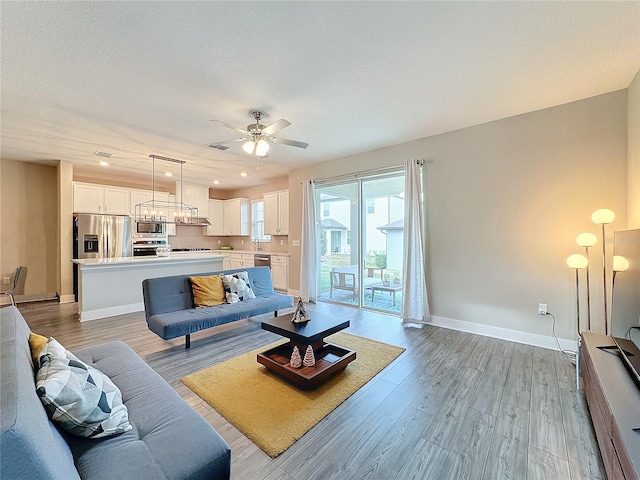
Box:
0 305 231 479
142 266 293 349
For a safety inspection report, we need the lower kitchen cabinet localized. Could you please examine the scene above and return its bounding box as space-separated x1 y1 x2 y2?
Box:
229 253 254 270
271 255 288 292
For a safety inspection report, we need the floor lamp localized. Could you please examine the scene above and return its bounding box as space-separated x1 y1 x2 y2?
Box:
591 209 616 335
567 253 588 389
612 255 630 320
576 232 597 332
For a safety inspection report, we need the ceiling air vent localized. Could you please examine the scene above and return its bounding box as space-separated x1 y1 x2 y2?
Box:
207 144 230 151
93 151 112 158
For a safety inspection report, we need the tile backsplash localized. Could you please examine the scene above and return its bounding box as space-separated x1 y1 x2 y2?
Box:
169 226 288 252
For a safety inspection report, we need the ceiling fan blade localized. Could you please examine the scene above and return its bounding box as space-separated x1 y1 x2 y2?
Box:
271 137 309 149
206 138 246 147
262 118 291 135
209 120 250 135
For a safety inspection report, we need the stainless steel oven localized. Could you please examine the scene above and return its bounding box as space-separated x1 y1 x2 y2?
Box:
132 239 169 256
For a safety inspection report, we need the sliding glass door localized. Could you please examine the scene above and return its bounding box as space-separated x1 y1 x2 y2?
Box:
316 171 404 314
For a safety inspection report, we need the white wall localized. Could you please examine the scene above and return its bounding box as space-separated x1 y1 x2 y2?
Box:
290 91 628 341
628 69 640 229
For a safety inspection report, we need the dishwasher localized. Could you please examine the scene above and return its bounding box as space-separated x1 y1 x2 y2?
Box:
254 254 271 269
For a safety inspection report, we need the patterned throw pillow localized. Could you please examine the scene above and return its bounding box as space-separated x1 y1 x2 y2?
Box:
34 337 132 438
220 271 256 303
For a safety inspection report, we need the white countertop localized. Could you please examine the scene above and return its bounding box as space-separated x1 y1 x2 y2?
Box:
72 252 225 267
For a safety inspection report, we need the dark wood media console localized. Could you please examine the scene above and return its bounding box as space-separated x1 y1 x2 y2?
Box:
581 332 640 480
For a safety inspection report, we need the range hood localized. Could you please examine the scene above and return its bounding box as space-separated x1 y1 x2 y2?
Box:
133 155 211 226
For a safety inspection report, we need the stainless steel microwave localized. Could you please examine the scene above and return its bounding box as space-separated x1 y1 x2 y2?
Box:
135 221 165 236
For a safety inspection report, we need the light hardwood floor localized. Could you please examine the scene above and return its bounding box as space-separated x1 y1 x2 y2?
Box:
16 300 605 480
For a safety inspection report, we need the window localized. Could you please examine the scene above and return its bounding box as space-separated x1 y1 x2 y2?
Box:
366 199 375 214
323 203 330 217
251 201 270 242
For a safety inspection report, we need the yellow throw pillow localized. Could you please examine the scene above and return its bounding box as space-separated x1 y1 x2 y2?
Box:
190 275 226 307
29 332 49 367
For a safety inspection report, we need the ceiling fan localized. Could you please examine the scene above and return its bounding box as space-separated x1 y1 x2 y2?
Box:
207 110 308 157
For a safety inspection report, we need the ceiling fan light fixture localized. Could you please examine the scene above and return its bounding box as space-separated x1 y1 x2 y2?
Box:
242 140 255 154
255 139 270 157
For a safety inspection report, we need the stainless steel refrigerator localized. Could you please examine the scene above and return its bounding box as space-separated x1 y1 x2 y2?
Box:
73 213 132 300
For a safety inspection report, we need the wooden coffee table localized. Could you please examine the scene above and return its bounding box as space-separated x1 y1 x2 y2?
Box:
369 282 402 306
257 312 356 389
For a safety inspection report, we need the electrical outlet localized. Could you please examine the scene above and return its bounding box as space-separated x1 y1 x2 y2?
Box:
280 240 283 246
241 240 244 245
2 277 10 285
538 303 548 315
217 240 221 244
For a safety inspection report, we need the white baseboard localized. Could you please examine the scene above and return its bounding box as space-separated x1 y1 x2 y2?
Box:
430 315 578 352
79 302 144 322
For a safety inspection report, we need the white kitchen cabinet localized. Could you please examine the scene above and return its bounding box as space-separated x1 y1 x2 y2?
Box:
130 189 171 216
176 182 209 217
223 198 250 236
206 199 224 236
229 252 254 270
129 189 152 215
73 183 130 215
264 190 289 235
271 255 289 291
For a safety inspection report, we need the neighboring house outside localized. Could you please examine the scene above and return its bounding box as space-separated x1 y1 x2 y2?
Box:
320 196 403 255
377 219 404 272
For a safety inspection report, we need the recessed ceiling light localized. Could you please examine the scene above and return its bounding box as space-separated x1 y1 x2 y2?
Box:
240 172 248 177
164 172 173 177
213 180 220 185
99 160 109 166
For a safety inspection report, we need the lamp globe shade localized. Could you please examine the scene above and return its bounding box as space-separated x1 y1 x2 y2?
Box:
567 254 588 269
576 232 598 247
613 255 630 272
255 139 270 157
242 140 255 154
591 209 615 225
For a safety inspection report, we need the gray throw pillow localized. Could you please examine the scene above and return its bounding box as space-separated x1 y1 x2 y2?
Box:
35 337 132 438
220 271 256 303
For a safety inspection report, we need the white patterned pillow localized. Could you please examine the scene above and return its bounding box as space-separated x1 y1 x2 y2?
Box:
220 271 256 303
34 337 132 438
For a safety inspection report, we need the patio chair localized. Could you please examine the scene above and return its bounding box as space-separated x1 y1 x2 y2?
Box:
330 265 380 301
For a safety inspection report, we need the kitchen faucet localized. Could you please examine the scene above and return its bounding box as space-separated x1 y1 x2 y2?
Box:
254 239 262 251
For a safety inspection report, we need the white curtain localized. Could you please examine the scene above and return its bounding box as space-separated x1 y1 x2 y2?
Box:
402 159 431 324
300 180 317 302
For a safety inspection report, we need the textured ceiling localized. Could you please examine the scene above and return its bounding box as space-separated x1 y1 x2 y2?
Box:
1 1 639 189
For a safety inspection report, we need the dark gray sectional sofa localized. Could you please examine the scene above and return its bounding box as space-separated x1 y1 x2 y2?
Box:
0 305 231 479
142 266 293 348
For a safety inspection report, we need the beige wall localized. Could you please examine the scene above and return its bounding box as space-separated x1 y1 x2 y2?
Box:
628 69 640 229
1 159 59 295
290 91 628 340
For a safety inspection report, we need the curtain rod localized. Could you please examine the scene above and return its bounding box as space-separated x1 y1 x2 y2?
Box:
311 163 404 186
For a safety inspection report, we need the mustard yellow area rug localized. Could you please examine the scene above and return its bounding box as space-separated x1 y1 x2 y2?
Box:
182 332 405 458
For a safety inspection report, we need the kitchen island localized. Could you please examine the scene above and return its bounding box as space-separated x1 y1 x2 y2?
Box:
72 253 224 321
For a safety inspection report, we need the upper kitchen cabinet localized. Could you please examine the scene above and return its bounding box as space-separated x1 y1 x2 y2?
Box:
130 190 171 216
264 190 289 235
73 182 130 215
176 182 209 217
206 199 224 236
223 198 250 236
